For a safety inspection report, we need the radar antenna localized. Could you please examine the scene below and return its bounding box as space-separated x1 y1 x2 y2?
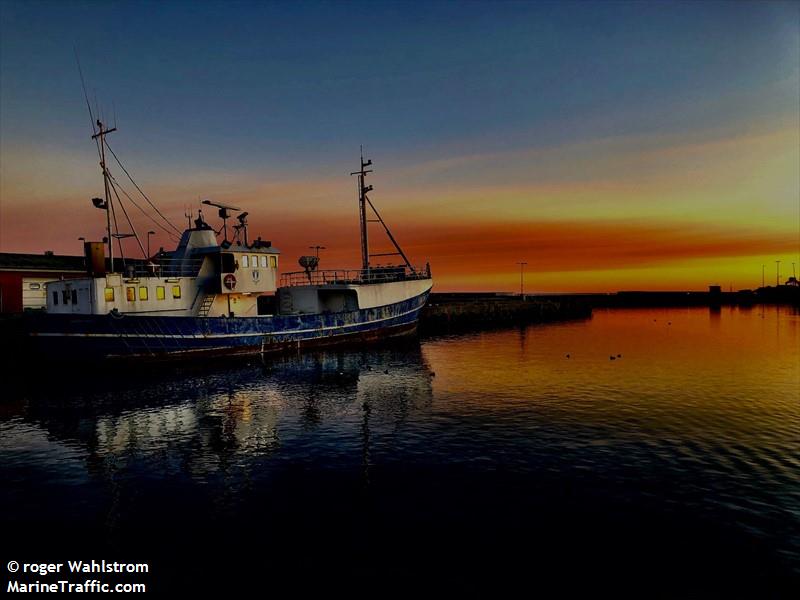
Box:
201 199 241 243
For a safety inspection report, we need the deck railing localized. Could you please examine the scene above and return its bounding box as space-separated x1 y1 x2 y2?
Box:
122 258 204 279
280 265 431 287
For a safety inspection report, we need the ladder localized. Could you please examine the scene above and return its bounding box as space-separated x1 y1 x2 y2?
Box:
198 294 216 317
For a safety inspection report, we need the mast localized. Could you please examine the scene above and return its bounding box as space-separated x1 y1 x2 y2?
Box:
350 149 416 273
92 120 117 271
351 147 373 271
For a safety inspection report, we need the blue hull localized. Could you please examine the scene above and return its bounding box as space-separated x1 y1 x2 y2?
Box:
22 290 430 360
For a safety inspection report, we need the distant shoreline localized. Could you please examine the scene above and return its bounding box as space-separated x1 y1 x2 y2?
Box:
429 288 799 308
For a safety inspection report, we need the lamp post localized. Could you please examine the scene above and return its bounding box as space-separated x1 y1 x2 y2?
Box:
516 261 528 299
147 231 155 258
776 260 781 286
762 264 765 288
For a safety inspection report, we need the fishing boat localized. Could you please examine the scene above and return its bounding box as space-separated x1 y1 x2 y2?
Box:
20 121 432 360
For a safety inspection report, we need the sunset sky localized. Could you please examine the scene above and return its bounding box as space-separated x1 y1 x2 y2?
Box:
1 1 798 292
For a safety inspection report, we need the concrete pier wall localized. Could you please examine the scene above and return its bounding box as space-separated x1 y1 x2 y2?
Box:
420 296 591 334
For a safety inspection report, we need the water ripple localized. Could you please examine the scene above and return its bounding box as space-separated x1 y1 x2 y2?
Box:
1 306 798 589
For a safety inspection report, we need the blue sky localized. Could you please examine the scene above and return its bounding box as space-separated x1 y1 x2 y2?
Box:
2 1 796 169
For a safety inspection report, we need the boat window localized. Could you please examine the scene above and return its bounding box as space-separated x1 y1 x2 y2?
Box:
52 291 58 305
260 256 267 268
156 286 165 300
104 287 115 302
29 283 40 290
139 286 148 301
270 256 277 268
127 287 136 302
221 253 235 273
242 255 249 268
172 285 181 299
62 290 69 304
71 289 78 304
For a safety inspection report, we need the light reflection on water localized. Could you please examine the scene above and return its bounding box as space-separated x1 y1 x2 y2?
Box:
1 305 798 593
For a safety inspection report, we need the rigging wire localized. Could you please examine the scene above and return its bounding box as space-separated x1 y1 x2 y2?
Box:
105 142 183 236
107 177 147 259
106 171 181 243
364 195 413 270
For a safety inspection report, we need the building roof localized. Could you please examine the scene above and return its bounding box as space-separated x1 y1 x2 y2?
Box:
0 252 151 273
0 252 85 272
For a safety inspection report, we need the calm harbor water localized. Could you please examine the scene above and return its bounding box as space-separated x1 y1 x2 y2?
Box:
2 306 798 595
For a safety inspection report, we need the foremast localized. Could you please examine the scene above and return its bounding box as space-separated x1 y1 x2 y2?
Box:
91 120 117 270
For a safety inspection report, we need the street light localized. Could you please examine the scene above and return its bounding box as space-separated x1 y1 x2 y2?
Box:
147 231 155 258
516 261 528 298
776 260 781 286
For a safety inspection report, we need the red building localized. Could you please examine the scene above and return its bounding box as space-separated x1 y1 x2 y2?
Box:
0 252 85 313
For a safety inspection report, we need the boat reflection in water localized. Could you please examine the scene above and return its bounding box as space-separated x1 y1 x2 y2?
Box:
16 342 432 470
5 339 434 555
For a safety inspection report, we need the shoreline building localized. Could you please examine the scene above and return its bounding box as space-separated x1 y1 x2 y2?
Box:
0 252 86 313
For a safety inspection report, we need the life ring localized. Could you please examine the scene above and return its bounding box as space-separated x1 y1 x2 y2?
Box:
224 274 237 290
